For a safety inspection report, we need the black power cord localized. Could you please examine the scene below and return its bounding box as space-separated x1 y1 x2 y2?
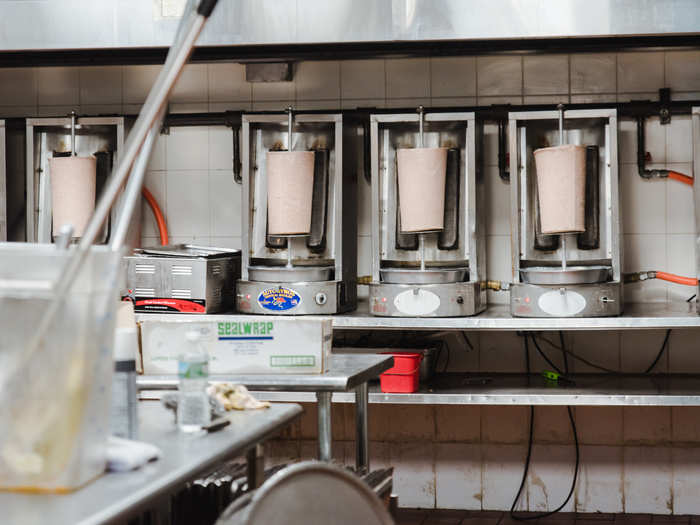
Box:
508 329 672 521
643 329 671 373
509 334 580 521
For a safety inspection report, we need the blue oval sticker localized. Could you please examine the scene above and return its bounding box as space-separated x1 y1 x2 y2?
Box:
258 287 301 311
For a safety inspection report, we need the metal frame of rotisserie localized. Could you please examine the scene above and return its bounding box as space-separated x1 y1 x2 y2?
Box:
24 116 139 246
368 111 486 317
509 108 623 317
236 112 357 315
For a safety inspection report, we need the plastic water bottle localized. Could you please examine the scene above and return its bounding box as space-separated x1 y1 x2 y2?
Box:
177 330 211 433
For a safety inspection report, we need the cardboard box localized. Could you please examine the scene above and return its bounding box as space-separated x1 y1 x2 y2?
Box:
139 316 332 375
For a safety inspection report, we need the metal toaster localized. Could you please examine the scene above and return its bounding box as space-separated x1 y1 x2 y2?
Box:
122 245 241 314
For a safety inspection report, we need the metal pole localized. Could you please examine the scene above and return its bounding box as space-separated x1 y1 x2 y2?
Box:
417 105 424 147
109 112 163 250
316 391 332 462
355 382 369 473
18 2 213 379
246 443 265 489
417 105 426 272
558 104 567 271
287 106 293 151
70 111 76 156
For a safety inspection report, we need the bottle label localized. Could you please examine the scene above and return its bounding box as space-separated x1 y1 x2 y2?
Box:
178 361 209 379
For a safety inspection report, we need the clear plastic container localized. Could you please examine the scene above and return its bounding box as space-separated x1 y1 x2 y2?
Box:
0 243 122 492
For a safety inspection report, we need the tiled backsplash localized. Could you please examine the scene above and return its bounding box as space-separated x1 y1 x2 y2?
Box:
2 50 700 513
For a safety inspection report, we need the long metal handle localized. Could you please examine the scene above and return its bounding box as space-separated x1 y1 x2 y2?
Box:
23 1 215 367
70 111 77 156
287 105 293 151
109 112 164 250
417 105 424 148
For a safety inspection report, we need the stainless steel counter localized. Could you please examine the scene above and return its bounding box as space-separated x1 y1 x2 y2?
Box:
138 354 393 473
1 402 302 525
135 301 700 331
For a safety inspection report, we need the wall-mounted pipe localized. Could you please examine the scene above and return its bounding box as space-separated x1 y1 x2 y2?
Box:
637 116 693 184
497 118 509 182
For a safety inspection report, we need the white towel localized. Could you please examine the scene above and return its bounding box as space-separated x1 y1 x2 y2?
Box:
107 436 161 472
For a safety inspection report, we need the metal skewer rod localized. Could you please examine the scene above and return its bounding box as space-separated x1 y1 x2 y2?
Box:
70 111 76 156
558 103 567 271
417 106 427 271
287 106 293 152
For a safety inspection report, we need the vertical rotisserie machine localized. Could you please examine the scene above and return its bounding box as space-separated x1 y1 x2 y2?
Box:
236 112 357 315
368 111 486 317
25 116 139 246
509 108 622 317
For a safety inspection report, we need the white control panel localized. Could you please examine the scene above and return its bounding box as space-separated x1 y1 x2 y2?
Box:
394 289 441 316
537 289 587 316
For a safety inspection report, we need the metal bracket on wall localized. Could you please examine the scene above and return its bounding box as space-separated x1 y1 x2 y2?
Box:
659 87 672 125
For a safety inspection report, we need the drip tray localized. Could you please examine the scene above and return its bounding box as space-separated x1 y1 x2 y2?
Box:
248 265 333 283
380 267 468 284
520 266 609 285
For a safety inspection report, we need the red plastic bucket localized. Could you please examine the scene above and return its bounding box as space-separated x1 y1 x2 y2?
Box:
380 352 423 393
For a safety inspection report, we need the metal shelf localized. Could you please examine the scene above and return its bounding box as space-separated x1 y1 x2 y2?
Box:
139 374 700 407
135 301 700 331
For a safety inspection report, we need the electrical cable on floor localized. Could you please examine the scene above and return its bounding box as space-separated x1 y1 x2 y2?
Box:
508 334 580 522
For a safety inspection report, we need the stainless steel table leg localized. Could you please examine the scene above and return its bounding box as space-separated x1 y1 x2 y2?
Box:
316 391 332 461
246 443 264 489
355 382 369 473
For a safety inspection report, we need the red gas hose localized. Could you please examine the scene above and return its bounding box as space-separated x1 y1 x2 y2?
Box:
655 271 698 286
141 187 169 245
668 171 694 186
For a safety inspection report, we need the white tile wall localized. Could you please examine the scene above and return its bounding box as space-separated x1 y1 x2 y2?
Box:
435 443 482 510
476 56 522 96
672 447 700 514
624 446 673 514
482 444 528 510
575 446 624 513
3 48 700 514
391 442 436 508
527 445 577 512
523 55 569 96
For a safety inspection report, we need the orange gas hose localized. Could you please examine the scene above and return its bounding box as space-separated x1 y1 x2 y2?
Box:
668 171 694 186
655 271 698 286
141 187 169 245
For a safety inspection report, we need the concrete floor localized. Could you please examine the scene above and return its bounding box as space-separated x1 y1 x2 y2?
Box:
395 510 700 525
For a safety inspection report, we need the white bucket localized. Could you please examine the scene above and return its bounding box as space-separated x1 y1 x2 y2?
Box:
49 156 97 237
266 151 315 236
533 144 587 234
0 243 121 492
396 147 448 233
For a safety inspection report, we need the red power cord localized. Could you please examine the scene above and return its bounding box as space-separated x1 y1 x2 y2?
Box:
141 187 169 245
